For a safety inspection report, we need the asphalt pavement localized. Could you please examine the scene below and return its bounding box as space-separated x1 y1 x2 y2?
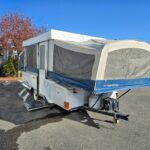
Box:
0 81 150 150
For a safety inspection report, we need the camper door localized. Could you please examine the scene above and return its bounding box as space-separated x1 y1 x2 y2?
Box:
38 42 48 96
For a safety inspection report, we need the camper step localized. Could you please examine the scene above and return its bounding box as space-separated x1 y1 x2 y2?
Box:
18 88 49 111
18 88 27 97
18 88 31 102
23 98 49 111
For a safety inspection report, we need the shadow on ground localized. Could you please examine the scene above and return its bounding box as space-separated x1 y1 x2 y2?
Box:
0 81 101 128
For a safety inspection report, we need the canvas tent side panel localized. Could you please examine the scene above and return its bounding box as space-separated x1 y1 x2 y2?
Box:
94 45 150 94
47 40 98 91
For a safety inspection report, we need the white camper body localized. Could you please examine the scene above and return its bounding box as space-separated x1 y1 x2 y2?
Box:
20 29 104 110
19 29 150 122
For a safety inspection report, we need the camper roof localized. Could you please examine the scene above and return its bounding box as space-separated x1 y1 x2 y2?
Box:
23 29 105 47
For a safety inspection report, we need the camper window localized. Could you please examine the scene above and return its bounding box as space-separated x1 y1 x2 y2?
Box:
39 45 45 70
25 44 37 72
18 51 24 71
53 45 95 80
104 48 150 79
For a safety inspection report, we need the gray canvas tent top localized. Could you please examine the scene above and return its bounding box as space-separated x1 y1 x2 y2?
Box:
19 30 150 94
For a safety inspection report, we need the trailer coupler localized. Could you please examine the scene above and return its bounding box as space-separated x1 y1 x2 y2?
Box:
82 106 129 123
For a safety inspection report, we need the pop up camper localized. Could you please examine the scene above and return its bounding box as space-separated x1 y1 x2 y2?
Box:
19 29 150 122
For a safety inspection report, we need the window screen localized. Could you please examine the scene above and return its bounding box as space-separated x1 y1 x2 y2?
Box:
104 48 150 79
53 45 95 79
18 51 24 70
39 45 45 70
26 44 37 70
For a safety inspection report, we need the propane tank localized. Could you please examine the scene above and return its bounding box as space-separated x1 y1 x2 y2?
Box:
89 95 100 109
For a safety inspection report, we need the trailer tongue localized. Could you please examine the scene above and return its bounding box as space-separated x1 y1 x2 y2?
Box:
18 29 150 123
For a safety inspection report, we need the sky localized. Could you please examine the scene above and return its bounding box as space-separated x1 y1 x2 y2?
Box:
0 0 150 42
